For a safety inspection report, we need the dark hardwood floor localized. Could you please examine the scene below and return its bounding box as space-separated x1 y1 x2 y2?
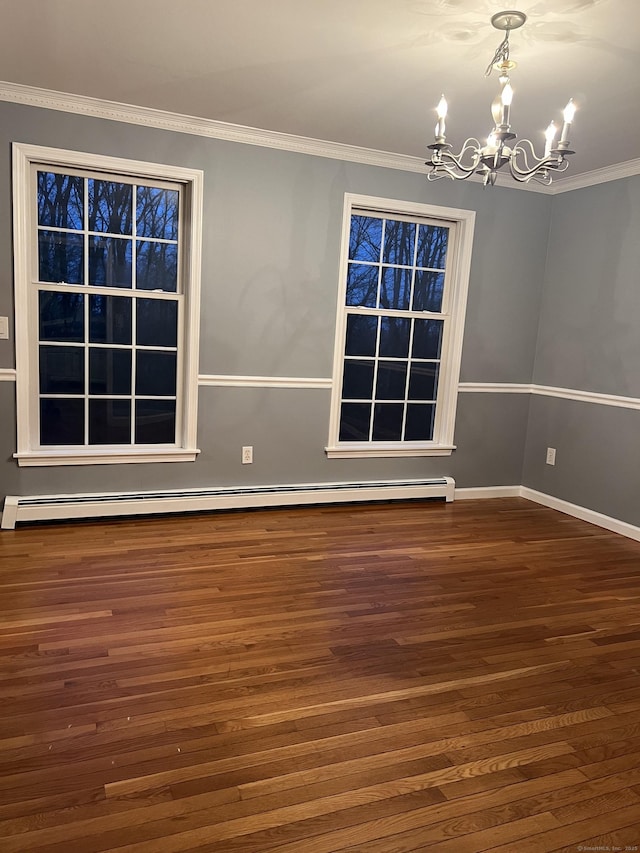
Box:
1 497 640 852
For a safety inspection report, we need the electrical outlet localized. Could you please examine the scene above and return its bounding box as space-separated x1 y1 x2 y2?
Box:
546 447 556 466
242 445 253 464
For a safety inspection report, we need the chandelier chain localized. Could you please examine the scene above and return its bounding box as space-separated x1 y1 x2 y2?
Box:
485 30 511 77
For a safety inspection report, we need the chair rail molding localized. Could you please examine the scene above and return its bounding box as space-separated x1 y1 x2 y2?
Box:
458 382 640 410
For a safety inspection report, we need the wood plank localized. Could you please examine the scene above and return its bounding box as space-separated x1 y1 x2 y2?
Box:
0 497 639 850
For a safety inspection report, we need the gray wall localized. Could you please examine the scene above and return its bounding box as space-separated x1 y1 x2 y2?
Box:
532 178 640 397
522 176 640 526
0 98 583 508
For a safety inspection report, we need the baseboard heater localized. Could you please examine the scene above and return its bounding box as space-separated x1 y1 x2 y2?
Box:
1 477 455 529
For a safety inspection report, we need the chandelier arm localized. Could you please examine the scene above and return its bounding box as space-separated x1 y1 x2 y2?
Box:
531 171 553 186
506 157 571 184
430 139 484 175
427 160 476 181
511 140 539 172
507 164 550 184
509 139 568 181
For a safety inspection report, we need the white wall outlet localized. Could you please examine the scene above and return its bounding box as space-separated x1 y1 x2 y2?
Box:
546 447 556 466
242 445 253 464
0 316 8 340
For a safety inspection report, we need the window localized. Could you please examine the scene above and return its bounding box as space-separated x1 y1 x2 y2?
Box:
326 194 475 458
12 144 203 466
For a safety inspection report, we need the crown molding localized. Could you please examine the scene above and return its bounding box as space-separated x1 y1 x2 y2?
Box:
0 81 637 194
548 158 640 194
0 81 547 192
0 81 428 175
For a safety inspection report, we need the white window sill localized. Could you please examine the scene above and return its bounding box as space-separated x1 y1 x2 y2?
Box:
14 448 200 467
325 444 455 459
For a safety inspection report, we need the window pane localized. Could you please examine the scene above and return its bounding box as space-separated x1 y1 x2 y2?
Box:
379 317 410 358
38 231 84 284
89 237 132 288
342 360 374 399
345 314 377 357
27 159 193 457
346 263 378 308
136 351 177 396
89 349 132 395
408 363 439 400
413 271 444 312
37 172 84 230
383 220 416 265
373 403 403 441
88 180 133 234
416 224 448 270
375 361 407 400
40 398 84 445
135 400 176 444
136 186 179 240
380 268 411 311
39 291 84 342
39 346 84 394
136 241 178 292
89 399 131 444
404 404 435 441
349 216 382 262
137 299 178 347
412 319 443 360
89 295 132 344
339 403 371 441
336 206 461 449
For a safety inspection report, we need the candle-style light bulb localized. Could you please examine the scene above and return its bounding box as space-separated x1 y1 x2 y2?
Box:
500 82 513 127
435 95 448 140
560 99 576 145
563 99 576 123
544 121 557 156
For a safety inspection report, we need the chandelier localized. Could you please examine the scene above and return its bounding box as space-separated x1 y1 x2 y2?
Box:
427 10 576 186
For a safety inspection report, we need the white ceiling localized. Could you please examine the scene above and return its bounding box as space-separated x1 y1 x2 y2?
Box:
0 0 638 179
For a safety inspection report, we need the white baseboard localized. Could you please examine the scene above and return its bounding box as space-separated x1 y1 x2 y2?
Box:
455 484 640 543
520 487 640 543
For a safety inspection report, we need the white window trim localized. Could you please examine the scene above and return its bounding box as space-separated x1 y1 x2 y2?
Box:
12 142 203 466
326 193 475 459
